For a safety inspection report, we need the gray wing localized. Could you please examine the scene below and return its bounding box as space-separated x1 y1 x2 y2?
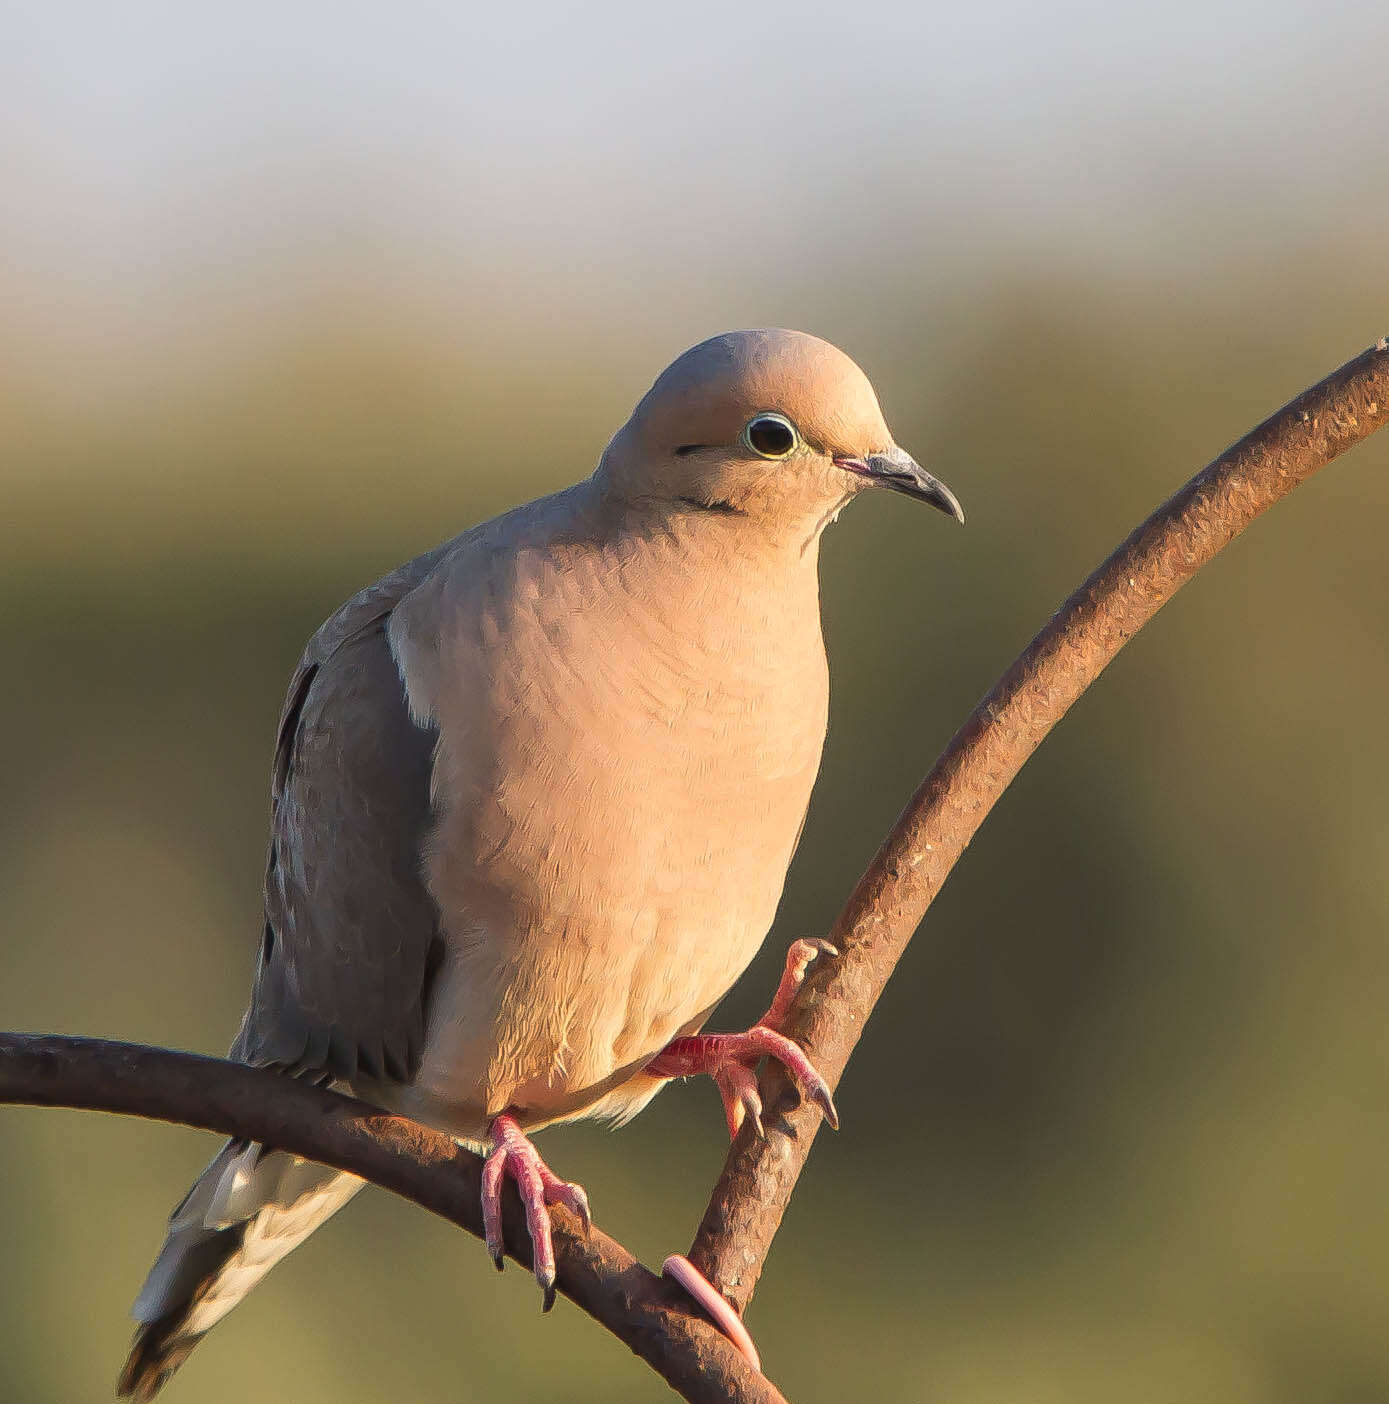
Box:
232 551 448 1084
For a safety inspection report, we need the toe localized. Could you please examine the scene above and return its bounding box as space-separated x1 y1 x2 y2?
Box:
545 1177 592 1236
793 936 839 965
764 937 839 1029
510 1157 558 1300
747 1026 840 1130
715 1062 764 1140
480 1148 507 1269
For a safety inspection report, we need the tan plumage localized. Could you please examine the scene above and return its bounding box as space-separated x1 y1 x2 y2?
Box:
119 329 962 1398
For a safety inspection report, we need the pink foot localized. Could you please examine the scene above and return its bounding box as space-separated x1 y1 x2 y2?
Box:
649 943 837 1368
481 1113 591 1310
646 938 840 1139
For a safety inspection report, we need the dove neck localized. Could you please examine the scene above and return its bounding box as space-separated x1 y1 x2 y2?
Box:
591 460 841 566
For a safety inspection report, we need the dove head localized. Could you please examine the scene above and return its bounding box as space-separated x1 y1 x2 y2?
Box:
597 329 962 544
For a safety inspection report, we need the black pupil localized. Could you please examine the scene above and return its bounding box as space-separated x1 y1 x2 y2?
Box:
748 417 794 456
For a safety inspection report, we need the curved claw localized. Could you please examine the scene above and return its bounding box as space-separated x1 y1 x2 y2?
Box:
714 1061 764 1139
742 1025 840 1131
809 1081 840 1131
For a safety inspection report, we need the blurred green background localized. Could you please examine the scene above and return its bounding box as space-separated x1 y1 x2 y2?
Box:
2 4 1387 1402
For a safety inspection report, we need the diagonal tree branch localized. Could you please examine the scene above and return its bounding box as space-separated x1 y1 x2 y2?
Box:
2 340 1385 1402
0 1033 786 1404
688 337 1389 1313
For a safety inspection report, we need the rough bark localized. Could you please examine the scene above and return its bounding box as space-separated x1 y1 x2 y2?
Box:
0 1033 786 1404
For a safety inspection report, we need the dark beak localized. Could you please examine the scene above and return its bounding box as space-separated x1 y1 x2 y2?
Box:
835 447 965 523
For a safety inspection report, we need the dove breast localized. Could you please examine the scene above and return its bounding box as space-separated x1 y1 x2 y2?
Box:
383 481 829 1139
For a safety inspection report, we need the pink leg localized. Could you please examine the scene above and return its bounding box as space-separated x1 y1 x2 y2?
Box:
646 937 839 1138
481 1113 591 1311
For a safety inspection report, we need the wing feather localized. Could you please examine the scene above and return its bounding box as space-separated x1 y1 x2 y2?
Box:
232 551 447 1083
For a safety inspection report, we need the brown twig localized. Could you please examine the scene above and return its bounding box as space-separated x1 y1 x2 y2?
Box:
688 337 1389 1312
0 1033 786 1404
2 341 1385 1402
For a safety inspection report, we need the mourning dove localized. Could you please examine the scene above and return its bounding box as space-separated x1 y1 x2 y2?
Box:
118 328 963 1399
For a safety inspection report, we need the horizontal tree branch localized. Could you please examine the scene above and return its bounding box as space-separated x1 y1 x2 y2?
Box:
0 1033 786 1404
689 338 1389 1312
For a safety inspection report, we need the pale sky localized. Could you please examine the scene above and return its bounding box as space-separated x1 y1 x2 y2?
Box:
3 0 1385 377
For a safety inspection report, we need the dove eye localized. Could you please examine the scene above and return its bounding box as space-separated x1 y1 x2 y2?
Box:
743 413 798 459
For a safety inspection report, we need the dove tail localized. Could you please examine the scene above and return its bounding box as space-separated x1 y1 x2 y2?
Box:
118 1141 364 1401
